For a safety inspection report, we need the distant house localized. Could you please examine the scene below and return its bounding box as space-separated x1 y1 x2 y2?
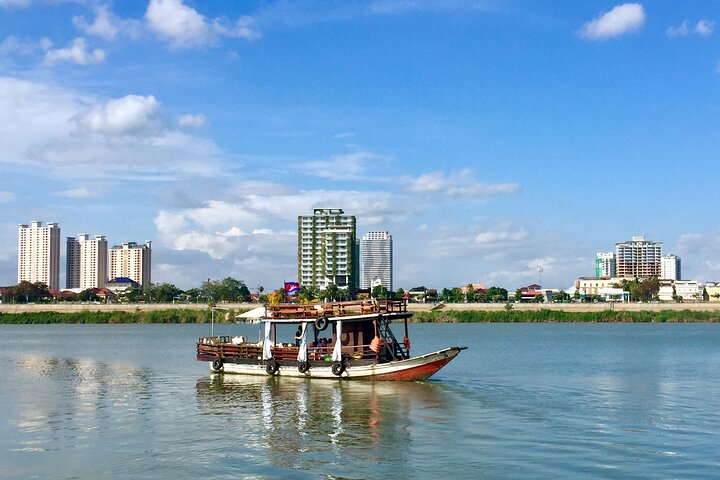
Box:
408 287 438 303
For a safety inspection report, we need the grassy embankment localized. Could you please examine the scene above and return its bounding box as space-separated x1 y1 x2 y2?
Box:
0 309 248 324
412 309 720 323
2 307 720 324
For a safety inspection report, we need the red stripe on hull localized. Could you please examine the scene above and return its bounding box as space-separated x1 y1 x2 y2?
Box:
368 356 454 381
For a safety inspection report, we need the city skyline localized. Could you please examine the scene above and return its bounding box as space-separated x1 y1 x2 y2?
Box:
1 2 720 290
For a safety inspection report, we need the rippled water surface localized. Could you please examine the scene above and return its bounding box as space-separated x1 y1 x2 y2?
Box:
1 322 719 479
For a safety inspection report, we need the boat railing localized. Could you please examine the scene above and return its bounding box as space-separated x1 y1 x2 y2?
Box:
197 337 379 361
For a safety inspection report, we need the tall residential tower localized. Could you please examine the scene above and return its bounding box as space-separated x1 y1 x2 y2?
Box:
298 208 357 289
615 235 662 278
661 254 681 281
360 231 393 291
66 234 108 290
18 221 61 291
595 252 616 277
109 241 152 288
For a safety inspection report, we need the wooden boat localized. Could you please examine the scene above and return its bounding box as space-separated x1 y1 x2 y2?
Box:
196 299 466 381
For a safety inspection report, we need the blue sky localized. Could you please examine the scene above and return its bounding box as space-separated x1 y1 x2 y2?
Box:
1 1 719 291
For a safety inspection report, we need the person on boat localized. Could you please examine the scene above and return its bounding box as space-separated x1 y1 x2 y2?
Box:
294 327 302 347
319 338 327 348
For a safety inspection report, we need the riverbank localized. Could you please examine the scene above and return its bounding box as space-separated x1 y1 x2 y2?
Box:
2 302 720 323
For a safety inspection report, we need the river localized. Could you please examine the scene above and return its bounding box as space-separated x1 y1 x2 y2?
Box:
1 322 719 479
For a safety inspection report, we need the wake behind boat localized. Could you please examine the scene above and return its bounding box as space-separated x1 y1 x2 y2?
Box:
196 299 466 381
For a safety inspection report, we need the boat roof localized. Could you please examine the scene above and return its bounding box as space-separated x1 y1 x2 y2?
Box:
244 299 412 324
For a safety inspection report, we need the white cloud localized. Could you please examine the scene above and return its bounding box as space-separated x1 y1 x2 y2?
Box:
667 19 715 38
0 77 224 180
666 20 690 38
72 4 142 41
475 227 528 244
77 94 162 135
145 0 259 48
54 187 100 198
695 19 715 37
0 191 16 203
300 151 385 180
406 169 520 198
177 113 207 129
579 3 645 40
44 37 105 65
0 35 51 55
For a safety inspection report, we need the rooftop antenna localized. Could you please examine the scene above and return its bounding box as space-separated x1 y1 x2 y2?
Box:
537 266 543 287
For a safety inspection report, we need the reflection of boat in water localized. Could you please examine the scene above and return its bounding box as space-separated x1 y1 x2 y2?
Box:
197 299 466 380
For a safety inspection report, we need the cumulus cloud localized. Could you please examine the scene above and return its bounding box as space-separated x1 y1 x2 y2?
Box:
44 37 105 65
145 0 259 48
406 169 520 198
177 113 207 129
0 77 224 180
579 3 645 40
76 95 162 135
72 4 142 41
695 19 715 37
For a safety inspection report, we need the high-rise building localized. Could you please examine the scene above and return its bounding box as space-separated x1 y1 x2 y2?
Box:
109 241 152 288
361 231 393 291
615 235 662 278
298 208 357 289
66 234 108 290
18 221 61 291
595 252 616 277
661 254 681 281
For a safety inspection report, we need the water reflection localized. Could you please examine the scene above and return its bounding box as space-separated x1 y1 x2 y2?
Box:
195 375 449 472
12 354 152 452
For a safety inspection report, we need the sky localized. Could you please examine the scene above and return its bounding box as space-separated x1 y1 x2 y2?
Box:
0 1 719 292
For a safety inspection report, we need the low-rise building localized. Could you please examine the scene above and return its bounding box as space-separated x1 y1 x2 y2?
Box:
658 280 704 302
574 277 619 296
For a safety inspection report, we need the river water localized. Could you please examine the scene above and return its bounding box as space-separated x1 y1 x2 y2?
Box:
1 322 719 479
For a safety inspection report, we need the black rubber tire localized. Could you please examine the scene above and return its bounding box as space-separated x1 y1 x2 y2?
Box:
266 359 279 375
331 361 345 376
315 315 329 331
298 361 310 373
212 358 223 372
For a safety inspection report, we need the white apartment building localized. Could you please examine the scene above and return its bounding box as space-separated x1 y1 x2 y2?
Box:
298 208 357 289
360 231 393 291
109 241 152 288
658 280 702 302
66 234 108 290
595 252 616 277
661 254 681 281
615 235 662 278
18 221 61 291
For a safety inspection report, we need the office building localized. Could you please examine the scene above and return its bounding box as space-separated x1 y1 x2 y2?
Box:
360 231 393 291
109 241 152 288
595 252 616 277
66 234 108 290
18 221 61 291
661 254 681 281
615 235 662 278
298 208 357 289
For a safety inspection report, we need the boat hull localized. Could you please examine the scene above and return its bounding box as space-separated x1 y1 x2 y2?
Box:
209 347 466 381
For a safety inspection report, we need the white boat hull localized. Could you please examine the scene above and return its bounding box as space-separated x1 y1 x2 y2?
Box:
209 347 465 381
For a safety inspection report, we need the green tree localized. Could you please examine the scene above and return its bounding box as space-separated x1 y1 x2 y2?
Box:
77 289 99 302
8 281 51 303
395 287 406 299
371 285 388 300
513 289 522 302
465 284 476 303
552 291 570 303
533 293 545 303
486 287 508 303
